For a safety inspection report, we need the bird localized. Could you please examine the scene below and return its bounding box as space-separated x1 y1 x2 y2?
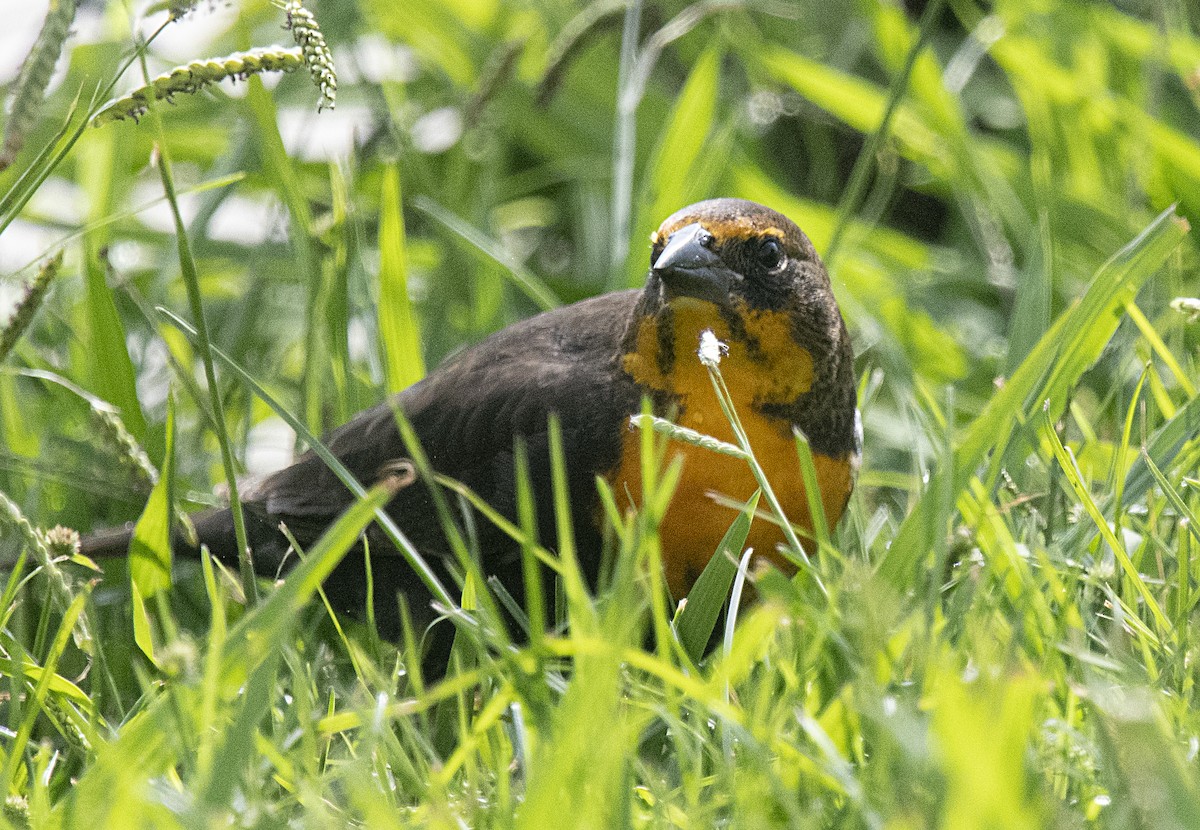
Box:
84 198 859 660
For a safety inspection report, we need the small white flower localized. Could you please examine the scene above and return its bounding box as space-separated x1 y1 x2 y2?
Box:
697 329 727 367
1171 296 1200 323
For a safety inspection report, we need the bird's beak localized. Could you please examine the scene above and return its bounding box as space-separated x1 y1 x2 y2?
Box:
652 222 732 304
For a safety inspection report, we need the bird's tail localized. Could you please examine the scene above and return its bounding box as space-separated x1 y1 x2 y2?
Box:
79 522 141 558
81 508 256 569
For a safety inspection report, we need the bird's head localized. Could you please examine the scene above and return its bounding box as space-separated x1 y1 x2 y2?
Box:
645 198 831 314
622 198 850 420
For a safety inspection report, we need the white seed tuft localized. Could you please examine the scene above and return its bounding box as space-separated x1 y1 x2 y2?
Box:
697 329 728 368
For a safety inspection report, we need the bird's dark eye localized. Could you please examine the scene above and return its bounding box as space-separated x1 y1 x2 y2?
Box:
757 238 783 270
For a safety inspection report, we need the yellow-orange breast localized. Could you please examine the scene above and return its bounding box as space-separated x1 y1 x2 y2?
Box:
609 299 854 599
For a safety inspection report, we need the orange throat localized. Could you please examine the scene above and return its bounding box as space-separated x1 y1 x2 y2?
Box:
609 298 853 599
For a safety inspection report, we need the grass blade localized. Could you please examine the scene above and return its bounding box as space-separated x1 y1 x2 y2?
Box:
1061 385 1200 552
675 490 759 666
157 307 458 613
413 196 561 311
378 163 425 392
1042 408 1170 636
127 393 176 598
881 206 1189 586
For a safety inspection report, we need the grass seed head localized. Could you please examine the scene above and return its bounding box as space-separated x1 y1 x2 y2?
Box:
91 48 306 126
282 0 337 111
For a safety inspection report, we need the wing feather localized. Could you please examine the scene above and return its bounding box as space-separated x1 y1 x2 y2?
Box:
248 291 643 547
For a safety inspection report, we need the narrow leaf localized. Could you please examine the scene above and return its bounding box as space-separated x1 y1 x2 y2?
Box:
378 163 425 392
1042 409 1170 635
221 480 402 678
128 394 176 598
129 580 159 668
675 490 760 666
880 207 1188 585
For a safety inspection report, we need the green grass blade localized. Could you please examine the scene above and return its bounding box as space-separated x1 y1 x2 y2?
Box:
1091 689 1200 829
128 581 158 668
0 656 90 707
412 196 561 311
514 440 546 647
0 585 91 795
158 307 457 612
1062 389 1200 552
378 163 425 392
547 415 595 635
794 430 832 549
61 482 396 824
128 393 175 598
195 548 228 785
196 646 283 814
153 131 256 602
1139 450 1200 549
824 0 946 267
627 45 720 286
880 206 1188 586
81 239 148 442
1042 409 1170 636
675 490 759 667
223 479 403 688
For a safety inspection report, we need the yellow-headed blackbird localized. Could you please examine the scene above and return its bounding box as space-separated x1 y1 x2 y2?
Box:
84 198 858 652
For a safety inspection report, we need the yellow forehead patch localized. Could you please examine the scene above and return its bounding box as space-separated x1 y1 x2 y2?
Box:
654 217 787 245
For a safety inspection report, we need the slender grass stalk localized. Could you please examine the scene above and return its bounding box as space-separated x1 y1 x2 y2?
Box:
157 308 458 612
1111 367 1149 543
0 587 91 795
537 0 629 105
609 0 743 288
412 197 561 311
697 331 829 597
1125 302 1196 396
378 164 425 392
152 143 256 603
823 0 947 268
1042 408 1171 637
609 0 642 285
8 172 245 277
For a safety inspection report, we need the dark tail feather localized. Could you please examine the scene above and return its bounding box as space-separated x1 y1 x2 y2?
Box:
80 509 230 559
79 522 139 558
81 508 286 577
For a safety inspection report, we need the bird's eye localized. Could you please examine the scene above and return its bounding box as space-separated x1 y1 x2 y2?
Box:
757 238 783 270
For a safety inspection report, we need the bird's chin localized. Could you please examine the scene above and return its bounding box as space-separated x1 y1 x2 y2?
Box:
657 271 732 307
664 295 719 313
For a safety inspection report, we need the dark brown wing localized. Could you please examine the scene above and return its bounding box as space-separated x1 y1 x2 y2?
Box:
254 290 639 526
83 290 645 647
236 290 643 623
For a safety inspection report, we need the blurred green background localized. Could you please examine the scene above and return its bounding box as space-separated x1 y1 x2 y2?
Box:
2 0 1196 531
